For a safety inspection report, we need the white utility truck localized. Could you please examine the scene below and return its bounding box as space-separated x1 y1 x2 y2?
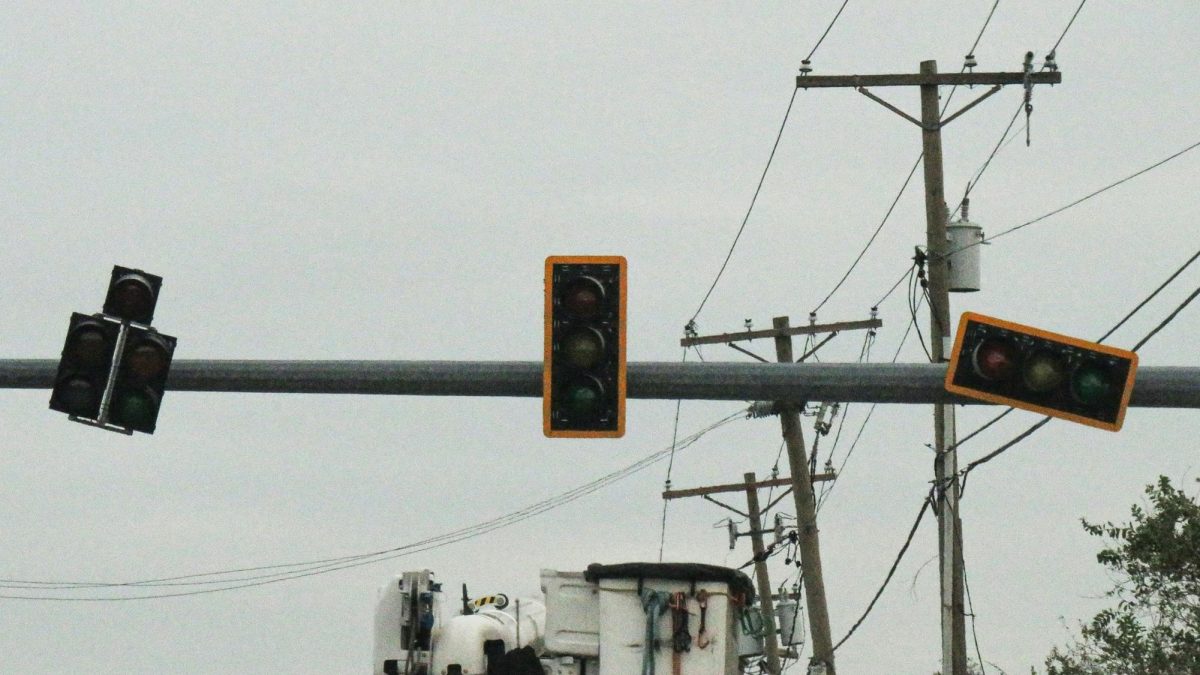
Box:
373 562 801 675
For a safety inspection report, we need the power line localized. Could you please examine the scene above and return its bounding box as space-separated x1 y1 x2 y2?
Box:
960 277 1200 490
984 139 1200 246
688 88 799 324
689 1 855 325
659 348 691 561
804 0 852 62
831 487 935 653
1 410 748 600
1049 0 1088 56
810 0 1003 315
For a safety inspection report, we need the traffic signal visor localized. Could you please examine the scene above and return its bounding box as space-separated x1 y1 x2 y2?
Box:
945 312 1138 431
103 265 163 325
544 256 626 438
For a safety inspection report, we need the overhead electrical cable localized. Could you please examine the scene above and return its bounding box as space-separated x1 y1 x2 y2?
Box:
1 410 747 600
810 0 1002 315
831 487 935 652
959 274 1200 492
688 1 854 325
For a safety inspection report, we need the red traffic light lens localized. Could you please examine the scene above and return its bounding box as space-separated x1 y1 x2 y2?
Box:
55 376 99 415
1022 352 1065 393
65 325 113 368
111 275 155 321
561 277 605 319
125 341 169 381
562 329 605 369
971 339 1017 381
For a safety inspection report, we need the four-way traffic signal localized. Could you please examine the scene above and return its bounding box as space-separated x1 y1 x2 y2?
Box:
543 256 626 438
50 266 177 435
945 312 1138 431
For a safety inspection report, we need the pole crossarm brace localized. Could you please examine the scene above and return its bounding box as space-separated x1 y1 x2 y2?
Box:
796 71 1062 88
2 360 1198 407
680 318 880 348
663 474 836 500
858 84 1004 131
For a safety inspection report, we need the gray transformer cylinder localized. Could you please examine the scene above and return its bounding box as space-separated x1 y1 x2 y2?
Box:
947 219 984 292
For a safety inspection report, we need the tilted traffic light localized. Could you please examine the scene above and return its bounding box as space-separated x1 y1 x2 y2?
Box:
103 266 162 325
945 312 1138 431
51 265 176 434
544 256 626 438
108 325 176 434
49 313 120 419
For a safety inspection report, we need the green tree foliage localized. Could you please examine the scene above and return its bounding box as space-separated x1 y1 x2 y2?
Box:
1044 476 1200 675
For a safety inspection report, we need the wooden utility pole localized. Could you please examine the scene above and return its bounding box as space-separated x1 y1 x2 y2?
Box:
795 58 1062 675
663 471 836 674
772 316 836 674
682 316 880 675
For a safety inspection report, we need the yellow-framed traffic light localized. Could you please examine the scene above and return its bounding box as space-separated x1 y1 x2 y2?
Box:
543 256 626 438
945 312 1138 431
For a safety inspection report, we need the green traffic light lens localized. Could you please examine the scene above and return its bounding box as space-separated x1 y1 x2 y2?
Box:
1071 363 1112 405
112 390 158 428
562 329 605 369
1022 353 1065 393
561 277 605 319
66 326 111 368
56 376 99 416
563 379 603 417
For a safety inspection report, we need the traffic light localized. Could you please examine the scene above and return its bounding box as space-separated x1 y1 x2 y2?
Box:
108 325 176 433
51 265 177 435
945 312 1138 431
103 266 162 325
49 313 120 419
544 256 626 438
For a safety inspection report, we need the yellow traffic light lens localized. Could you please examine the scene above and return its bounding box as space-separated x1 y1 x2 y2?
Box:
1022 353 1065 392
1071 364 1111 405
561 277 605 319
971 339 1017 381
126 342 168 380
562 329 605 369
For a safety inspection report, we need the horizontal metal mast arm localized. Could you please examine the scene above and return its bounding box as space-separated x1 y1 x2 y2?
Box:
796 71 1062 88
3 360 1198 407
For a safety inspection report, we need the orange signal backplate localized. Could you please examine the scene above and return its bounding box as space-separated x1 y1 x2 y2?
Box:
543 255 627 438
944 312 1138 432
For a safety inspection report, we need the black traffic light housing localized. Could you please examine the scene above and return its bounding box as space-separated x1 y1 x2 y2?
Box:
103 266 163 325
108 325 177 434
51 265 176 435
544 256 626 438
945 312 1138 431
49 313 120 419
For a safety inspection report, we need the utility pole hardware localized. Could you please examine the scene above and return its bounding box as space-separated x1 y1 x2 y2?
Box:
795 58 1062 675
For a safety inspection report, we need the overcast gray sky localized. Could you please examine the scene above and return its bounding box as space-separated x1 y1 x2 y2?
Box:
2 2 1198 673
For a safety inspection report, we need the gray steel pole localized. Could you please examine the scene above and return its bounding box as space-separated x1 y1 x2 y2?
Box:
6 360 1200 406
